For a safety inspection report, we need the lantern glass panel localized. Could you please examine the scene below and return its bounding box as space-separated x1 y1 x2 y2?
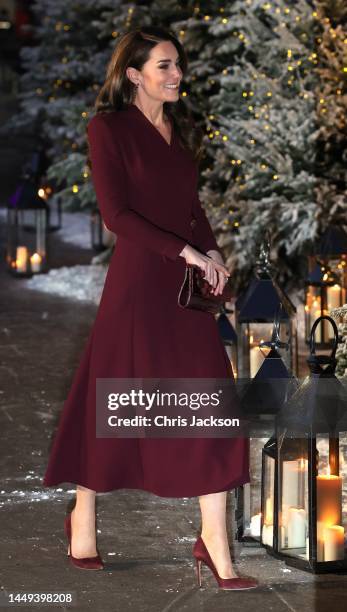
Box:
316 434 346 564
278 438 309 560
7 208 47 275
224 344 238 379
242 439 266 541
261 451 275 547
305 268 345 346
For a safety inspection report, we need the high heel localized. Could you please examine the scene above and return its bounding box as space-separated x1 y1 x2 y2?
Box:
193 536 258 590
64 511 104 570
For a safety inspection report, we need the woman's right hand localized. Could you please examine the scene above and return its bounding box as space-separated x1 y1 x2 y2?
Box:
179 244 230 294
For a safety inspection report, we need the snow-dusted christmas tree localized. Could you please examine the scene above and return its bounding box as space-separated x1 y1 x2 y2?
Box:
4 0 148 211
174 1 320 289
5 0 346 289
313 0 347 235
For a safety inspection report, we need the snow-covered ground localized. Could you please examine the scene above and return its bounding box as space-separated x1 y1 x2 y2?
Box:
49 209 92 249
24 264 107 305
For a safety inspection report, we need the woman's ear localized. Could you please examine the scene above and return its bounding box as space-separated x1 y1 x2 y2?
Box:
126 67 137 86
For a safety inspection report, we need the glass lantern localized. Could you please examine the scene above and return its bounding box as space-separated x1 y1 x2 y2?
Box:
265 316 347 572
6 183 49 277
217 307 238 378
236 243 298 379
304 260 345 348
236 315 297 545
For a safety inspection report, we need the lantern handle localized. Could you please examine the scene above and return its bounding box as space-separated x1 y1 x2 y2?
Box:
309 315 339 359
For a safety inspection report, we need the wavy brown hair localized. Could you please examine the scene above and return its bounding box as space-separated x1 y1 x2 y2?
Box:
87 26 204 164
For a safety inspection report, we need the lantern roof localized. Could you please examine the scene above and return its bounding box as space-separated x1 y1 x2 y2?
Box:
277 371 347 435
306 262 339 286
241 348 297 417
315 226 347 257
236 274 296 322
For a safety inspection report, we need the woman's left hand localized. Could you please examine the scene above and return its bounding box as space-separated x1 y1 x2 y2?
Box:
206 250 230 295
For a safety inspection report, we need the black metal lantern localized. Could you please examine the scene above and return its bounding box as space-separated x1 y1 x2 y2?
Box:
235 314 297 545
236 243 298 379
90 207 114 252
304 260 344 347
262 316 347 573
217 307 238 378
6 180 49 277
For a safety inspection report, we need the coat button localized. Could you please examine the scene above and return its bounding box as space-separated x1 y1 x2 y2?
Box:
190 218 197 228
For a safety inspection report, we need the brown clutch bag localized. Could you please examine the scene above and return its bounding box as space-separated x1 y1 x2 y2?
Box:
177 264 232 315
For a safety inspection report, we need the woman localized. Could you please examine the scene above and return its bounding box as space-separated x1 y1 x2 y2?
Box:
43 26 257 591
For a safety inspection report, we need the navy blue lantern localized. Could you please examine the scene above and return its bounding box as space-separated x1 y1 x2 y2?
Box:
236 243 298 379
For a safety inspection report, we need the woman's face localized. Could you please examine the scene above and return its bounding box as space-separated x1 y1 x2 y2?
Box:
130 41 183 103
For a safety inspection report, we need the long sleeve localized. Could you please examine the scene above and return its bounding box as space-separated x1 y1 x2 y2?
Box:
87 114 187 261
191 192 223 256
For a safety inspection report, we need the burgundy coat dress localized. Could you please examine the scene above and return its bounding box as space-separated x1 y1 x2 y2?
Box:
43 103 250 497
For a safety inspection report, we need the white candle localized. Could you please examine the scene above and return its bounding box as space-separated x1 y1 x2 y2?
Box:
30 252 42 273
327 284 341 310
287 507 306 548
249 344 264 377
324 525 344 562
267 525 273 547
313 305 322 342
15 246 29 273
317 474 343 561
317 521 325 562
282 460 305 509
327 285 341 339
250 513 261 537
316 474 342 526
265 497 273 525
262 524 273 547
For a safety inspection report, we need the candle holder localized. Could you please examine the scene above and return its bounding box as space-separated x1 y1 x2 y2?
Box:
264 316 347 573
236 241 298 379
